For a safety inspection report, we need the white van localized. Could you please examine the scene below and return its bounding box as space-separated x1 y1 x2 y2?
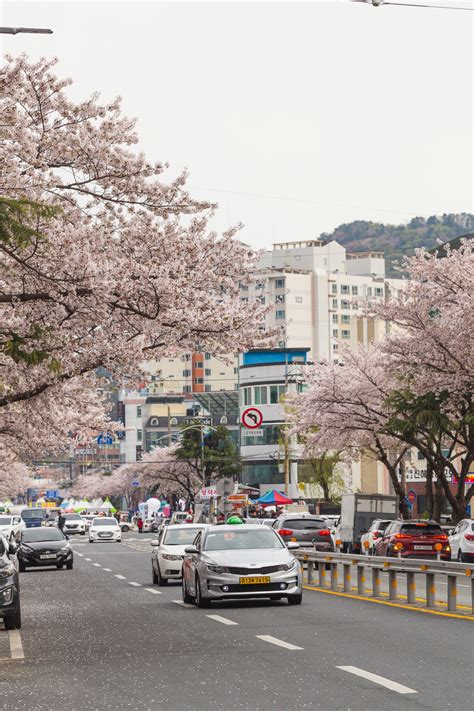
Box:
170 511 189 525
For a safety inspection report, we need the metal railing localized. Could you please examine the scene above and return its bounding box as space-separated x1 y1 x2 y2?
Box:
296 549 474 615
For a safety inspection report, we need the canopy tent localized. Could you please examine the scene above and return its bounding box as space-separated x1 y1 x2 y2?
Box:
59 500 70 509
99 498 117 513
74 500 92 511
255 490 293 505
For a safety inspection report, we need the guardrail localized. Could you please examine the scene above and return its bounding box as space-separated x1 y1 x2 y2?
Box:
296 549 474 614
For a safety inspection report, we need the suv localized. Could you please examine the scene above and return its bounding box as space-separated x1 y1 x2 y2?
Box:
360 519 393 556
374 520 450 560
449 519 474 562
272 515 334 551
62 513 86 535
0 534 21 629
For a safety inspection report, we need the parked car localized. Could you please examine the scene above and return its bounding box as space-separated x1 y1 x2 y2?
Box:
170 512 190 525
151 523 209 585
151 517 170 533
62 513 86 536
0 514 26 543
374 520 450 560
448 519 474 562
360 519 393 556
19 527 73 571
120 520 135 533
0 534 21 629
272 515 334 552
182 524 302 607
89 517 122 543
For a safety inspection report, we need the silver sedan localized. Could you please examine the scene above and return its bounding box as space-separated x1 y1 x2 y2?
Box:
182 524 302 607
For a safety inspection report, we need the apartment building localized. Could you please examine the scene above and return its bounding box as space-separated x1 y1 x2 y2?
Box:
143 353 238 395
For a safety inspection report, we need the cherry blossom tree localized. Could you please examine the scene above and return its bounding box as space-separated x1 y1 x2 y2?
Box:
0 55 269 464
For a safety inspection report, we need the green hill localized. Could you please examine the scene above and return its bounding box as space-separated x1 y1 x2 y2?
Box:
320 213 474 276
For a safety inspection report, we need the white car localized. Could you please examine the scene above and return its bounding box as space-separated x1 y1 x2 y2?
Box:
0 514 26 542
360 519 393 556
62 513 86 535
151 524 209 585
81 515 96 530
89 517 122 543
449 519 474 563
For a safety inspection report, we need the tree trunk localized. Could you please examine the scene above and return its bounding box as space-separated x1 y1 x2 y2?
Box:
432 477 444 522
425 461 434 519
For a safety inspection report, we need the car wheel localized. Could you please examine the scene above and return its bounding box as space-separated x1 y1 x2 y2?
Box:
152 566 159 584
4 604 21 630
195 576 210 608
287 593 303 605
19 561 26 573
460 551 469 563
81 532 85 536
156 564 168 586
89 540 94 544
182 577 194 604
57 563 64 570
122 525 130 532
116 539 122 543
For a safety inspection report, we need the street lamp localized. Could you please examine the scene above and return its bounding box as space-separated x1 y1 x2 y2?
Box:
0 27 53 34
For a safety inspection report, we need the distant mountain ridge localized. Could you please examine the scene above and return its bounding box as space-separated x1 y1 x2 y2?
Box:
320 213 474 276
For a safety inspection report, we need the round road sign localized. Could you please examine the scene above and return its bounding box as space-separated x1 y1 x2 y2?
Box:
242 407 263 429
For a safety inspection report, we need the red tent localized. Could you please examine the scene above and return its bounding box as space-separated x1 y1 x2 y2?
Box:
256 489 293 505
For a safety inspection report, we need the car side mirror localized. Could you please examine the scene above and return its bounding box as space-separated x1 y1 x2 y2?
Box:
184 545 198 555
150 540 159 547
286 541 300 550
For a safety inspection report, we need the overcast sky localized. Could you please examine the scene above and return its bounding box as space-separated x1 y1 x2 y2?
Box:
1 0 472 250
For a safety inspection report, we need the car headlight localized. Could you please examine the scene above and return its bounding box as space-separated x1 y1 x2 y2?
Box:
0 564 15 579
278 560 298 572
162 554 183 561
20 544 33 553
207 564 229 574
63 543 71 551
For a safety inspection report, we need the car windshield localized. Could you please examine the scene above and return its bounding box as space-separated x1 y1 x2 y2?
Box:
163 528 203 545
0 517 12 525
22 529 65 542
204 528 283 551
378 521 391 531
64 514 81 520
92 519 118 526
400 523 442 535
21 510 45 519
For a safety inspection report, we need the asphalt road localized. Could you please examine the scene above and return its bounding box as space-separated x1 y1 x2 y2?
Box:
0 532 472 711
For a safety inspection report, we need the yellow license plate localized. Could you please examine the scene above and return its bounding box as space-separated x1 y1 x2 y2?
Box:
239 576 271 584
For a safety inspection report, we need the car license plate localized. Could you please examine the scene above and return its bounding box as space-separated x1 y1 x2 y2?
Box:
40 554 56 559
239 576 271 584
414 545 432 550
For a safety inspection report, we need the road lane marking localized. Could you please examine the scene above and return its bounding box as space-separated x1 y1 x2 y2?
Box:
172 599 194 608
337 666 417 695
92 563 101 567
256 635 303 651
103 568 112 572
8 630 24 660
114 574 126 580
128 582 141 587
206 614 238 626
145 587 162 595
76 552 84 557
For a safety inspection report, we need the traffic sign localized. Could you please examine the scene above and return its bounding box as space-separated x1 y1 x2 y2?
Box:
132 480 140 487
242 407 263 429
97 433 113 445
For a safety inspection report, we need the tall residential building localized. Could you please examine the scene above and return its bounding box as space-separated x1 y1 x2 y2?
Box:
143 353 238 395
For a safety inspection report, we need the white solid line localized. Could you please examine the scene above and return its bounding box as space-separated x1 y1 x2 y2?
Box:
76 552 84 557
92 563 101 567
172 599 194 608
337 666 417 695
103 568 112 572
8 630 24 660
114 574 126 580
145 587 162 595
256 635 303 651
206 614 238 626
84 558 91 561
128 582 141 587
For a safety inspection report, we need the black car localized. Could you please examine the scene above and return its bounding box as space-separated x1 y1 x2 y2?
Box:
272 515 335 551
19 528 74 571
0 534 21 629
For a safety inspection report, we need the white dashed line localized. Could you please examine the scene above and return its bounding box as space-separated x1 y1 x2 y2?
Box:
8 630 24 660
145 588 162 595
84 558 91 561
75 552 84 557
172 599 194 608
256 635 303 651
103 568 112 572
337 667 417 695
92 563 101 567
206 614 238 626
128 582 142 587
114 574 126 580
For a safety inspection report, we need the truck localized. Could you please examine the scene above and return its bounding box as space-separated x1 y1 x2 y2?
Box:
338 494 398 553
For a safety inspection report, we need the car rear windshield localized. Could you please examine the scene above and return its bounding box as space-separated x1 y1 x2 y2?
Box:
92 519 118 526
0 517 12 525
64 514 81 520
400 524 442 535
284 519 327 530
22 529 65 542
163 528 203 545
204 529 283 551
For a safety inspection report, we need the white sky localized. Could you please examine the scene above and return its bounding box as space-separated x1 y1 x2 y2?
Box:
1 0 473 250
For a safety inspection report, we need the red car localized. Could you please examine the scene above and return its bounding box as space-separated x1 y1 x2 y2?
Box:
374 520 450 560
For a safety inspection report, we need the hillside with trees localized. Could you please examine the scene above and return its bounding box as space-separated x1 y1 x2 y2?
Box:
320 213 473 276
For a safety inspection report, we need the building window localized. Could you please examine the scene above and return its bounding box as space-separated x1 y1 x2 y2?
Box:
352 303 359 310
270 385 286 404
242 387 252 406
137 430 142 442
194 361 203 369
341 285 350 294
332 299 338 309
417 451 425 461
205 368 211 376
254 386 268 405
275 294 285 304
239 283 249 291
275 310 285 320
182 369 191 377
275 278 285 289
331 283 337 294
205 384 212 392
375 287 384 297
241 297 248 302
295 296 303 303
205 353 211 360
234 367 238 374
258 295 266 304
183 385 192 393
341 314 350 324
194 377 203 384
367 287 372 296
332 329 338 338
332 314 338 324
341 300 350 310
255 282 265 290
184 353 191 361
352 286 358 296
136 406 142 417
333 343 339 351
341 329 350 339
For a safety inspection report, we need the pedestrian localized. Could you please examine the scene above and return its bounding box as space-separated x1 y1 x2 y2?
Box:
137 516 143 534
57 511 65 532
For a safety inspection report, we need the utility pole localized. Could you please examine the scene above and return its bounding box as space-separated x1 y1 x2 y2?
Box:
0 27 53 35
167 406 171 444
